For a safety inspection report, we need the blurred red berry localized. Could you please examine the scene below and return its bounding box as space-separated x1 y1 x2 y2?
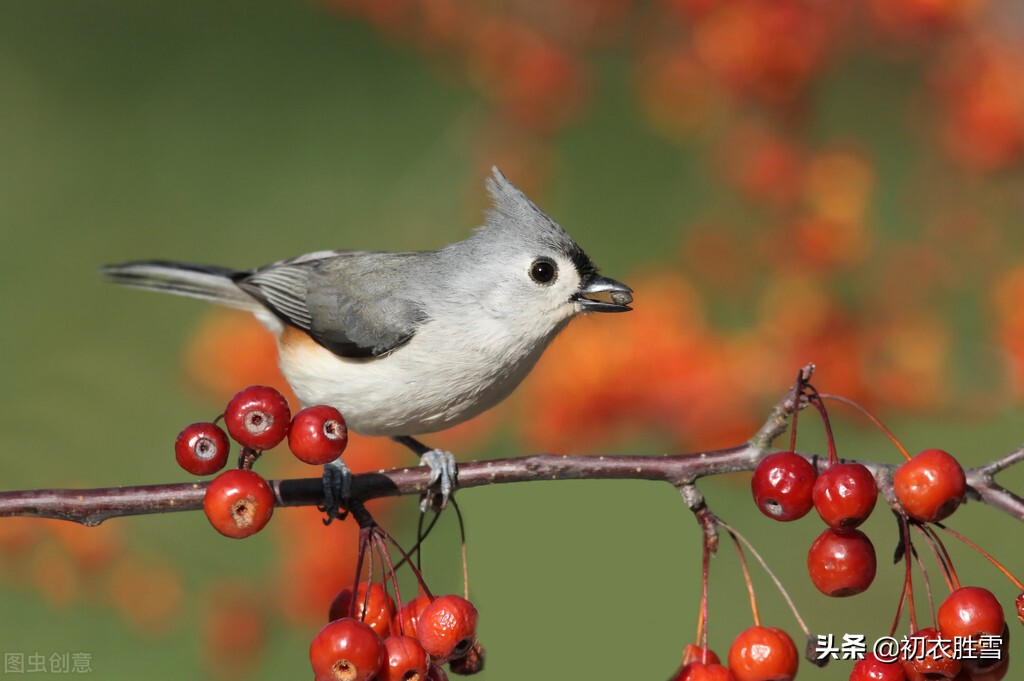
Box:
175 421 230 476
203 469 275 538
727 625 798 681
812 462 878 528
378 635 428 681
501 43 586 133
807 528 876 597
329 582 396 638
310 618 385 681
224 385 291 450
201 582 267 680
893 449 966 522
289 405 349 464
751 451 817 521
681 643 721 667
935 42 1024 173
672 662 737 680
849 652 907 680
392 593 431 639
416 595 479 662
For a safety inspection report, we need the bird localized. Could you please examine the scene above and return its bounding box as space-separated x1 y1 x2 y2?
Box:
103 167 633 513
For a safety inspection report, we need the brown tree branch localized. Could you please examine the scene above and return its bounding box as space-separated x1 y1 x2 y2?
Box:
1 363 1022 527
1 445 1022 527
0 446 754 526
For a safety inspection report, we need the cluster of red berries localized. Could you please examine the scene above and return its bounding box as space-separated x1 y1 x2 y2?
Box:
174 385 348 538
746 389 1018 681
752 418 966 599
311 584 480 680
175 385 485 679
672 628 800 681
846 584 1011 681
752 448 881 598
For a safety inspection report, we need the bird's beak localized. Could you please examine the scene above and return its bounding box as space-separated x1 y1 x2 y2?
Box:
575 274 633 312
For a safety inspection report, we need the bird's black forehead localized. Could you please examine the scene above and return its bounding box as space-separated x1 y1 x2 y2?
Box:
565 242 597 281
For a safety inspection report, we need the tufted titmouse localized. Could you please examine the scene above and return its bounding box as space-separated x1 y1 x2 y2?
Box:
103 167 633 510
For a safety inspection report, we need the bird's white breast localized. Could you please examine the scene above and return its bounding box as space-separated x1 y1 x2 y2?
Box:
276 315 569 437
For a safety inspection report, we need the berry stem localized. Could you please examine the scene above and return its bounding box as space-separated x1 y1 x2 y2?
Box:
909 529 938 627
694 600 707 664
900 515 919 631
889 569 909 638
374 529 404 623
788 370 803 454
918 523 960 591
392 509 442 575
805 387 839 466
715 519 811 639
726 528 760 627
934 522 1024 590
818 393 912 462
350 525 372 620
700 527 712 657
380 526 436 601
451 496 471 601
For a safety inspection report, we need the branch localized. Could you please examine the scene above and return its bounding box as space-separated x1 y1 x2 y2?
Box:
1 446 1021 527
0 445 757 526
2 363 1022 526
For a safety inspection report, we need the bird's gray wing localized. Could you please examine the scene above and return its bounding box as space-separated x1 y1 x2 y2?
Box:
235 252 427 359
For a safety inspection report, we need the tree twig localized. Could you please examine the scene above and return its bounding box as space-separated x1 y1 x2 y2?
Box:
2 363 1023 527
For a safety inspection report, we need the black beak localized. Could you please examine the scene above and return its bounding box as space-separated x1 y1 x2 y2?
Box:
575 274 633 312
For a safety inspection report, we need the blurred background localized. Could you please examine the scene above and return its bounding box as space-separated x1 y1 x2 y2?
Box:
3 0 1024 678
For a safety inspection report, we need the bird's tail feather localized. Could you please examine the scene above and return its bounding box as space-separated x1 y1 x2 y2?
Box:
101 260 259 311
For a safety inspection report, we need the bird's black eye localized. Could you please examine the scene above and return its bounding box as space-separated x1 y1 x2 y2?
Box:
529 258 557 285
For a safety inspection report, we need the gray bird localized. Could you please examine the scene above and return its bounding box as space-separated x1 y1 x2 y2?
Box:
103 167 633 511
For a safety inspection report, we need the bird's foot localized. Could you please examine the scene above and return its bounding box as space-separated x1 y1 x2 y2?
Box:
319 457 352 523
420 449 458 512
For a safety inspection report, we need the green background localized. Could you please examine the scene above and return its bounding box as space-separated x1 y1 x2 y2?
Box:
2 1 1023 679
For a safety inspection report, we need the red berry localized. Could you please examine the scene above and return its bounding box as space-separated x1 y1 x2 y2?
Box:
671 662 737 681
203 469 275 538
900 627 960 680
392 594 431 639
849 652 907 681
224 385 291 450
937 586 1005 640
289 405 349 465
329 582 396 638
893 449 966 522
416 595 479 662
727 626 799 681
807 528 876 597
310 618 385 681
812 462 878 529
377 635 428 681
681 643 721 667
175 422 230 476
751 452 817 521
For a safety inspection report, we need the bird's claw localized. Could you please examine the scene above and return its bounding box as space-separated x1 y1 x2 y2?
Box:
420 449 457 512
320 458 352 523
